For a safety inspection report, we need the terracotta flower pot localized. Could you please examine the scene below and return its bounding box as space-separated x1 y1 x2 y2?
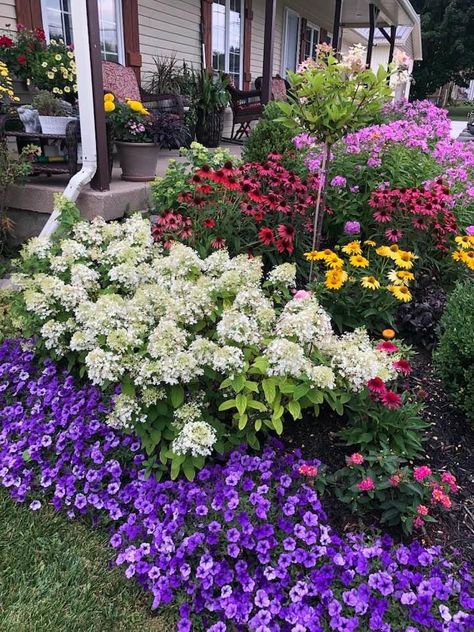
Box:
116 141 161 182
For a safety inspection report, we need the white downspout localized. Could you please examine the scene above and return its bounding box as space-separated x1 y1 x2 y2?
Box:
40 0 98 238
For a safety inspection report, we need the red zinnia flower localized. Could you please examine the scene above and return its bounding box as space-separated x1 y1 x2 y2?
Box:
203 218 216 229
392 359 412 375
16 54 27 65
380 390 402 409
367 377 386 394
377 341 398 353
258 227 274 246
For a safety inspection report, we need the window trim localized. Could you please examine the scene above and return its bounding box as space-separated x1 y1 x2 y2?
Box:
40 0 125 64
282 7 300 76
212 0 244 89
305 20 320 60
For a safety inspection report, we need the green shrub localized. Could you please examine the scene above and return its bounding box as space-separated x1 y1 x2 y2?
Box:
242 102 298 167
434 282 474 423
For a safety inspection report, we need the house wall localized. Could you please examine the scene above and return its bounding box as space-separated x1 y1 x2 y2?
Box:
137 0 202 82
0 0 16 31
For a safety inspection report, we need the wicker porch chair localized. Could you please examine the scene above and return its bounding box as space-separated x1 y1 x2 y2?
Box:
227 84 264 141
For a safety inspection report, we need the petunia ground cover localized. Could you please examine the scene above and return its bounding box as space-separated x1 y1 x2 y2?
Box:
0 339 473 631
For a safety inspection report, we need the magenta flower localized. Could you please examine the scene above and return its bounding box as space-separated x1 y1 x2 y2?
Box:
344 220 361 235
357 478 375 492
414 465 433 482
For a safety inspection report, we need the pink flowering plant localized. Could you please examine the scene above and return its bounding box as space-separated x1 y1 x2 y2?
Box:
332 450 459 534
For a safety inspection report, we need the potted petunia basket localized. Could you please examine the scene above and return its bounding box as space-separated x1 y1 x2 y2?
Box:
104 93 186 181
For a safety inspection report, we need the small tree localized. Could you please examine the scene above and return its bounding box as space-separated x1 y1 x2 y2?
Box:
276 44 399 277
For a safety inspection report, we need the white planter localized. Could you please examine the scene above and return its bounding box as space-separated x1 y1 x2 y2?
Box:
39 115 76 135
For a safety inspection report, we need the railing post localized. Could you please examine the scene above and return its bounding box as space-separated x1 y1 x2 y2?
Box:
261 0 277 104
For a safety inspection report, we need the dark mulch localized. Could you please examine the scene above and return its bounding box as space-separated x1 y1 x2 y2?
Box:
283 347 474 561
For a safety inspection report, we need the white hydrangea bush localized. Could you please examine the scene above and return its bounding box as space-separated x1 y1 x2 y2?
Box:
14 214 401 479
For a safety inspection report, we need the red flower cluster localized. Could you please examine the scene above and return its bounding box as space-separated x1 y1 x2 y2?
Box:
152 155 319 259
0 35 13 48
369 180 457 250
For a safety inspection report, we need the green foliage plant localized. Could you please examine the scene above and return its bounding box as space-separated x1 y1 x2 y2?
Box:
433 282 474 423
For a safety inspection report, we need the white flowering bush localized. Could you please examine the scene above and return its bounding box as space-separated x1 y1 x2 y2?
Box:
13 214 401 479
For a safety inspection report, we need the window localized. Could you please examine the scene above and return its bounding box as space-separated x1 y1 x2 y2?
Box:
282 8 300 75
304 22 320 60
41 0 125 63
212 0 243 88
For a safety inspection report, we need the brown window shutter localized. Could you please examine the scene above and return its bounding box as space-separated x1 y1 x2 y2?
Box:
320 28 327 44
15 0 43 30
299 17 307 63
122 0 142 81
201 0 212 71
243 0 253 89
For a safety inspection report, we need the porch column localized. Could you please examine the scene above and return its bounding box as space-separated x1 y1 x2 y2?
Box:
332 0 343 51
366 3 379 67
387 25 396 65
261 0 277 104
86 0 110 191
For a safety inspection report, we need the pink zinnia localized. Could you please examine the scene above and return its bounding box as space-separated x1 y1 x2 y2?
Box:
346 452 364 466
414 516 424 529
381 390 402 409
299 463 318 477
441 472 458 492
357 477 375 492
367 377 386 394
377 341 398 353
417 504 428 516
389 473 402 487
392 359 412 375
413 465 432 482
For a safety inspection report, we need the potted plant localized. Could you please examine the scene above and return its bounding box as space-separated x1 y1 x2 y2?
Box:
32 90 76 135
194 71 229 147
104 93 185 181
0 24 46 94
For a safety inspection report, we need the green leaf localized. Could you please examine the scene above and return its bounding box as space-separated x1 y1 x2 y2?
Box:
262 379 276 404
245 380 259 393
121 376 136 397
293 383 310 400
182 461 196 481
218 399 236 412
235 393 248 416
287 399 302 420
170 461 181 480
170 385 184 409
272 417 283 435
254 419 262 431
238 414 248 430
247 400 267 412
232 374 246 393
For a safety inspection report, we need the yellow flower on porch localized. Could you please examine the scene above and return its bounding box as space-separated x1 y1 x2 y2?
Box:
342 240 362 255
361 275 380 290
104 100 115 113
127 99 149 115
388 284 412 302
349 254 369 268
104 93 115 102
325 268 348 290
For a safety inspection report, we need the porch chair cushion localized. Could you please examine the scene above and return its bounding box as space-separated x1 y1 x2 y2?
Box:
102 61 141 102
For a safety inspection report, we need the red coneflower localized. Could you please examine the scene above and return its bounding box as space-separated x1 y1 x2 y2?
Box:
381 390 402 409
385 228 403 242
203 218 216 229
392 359 412 375
275 238 294 254
277 224 295 241
222 160 234 175
196 184 214 195
367 377 386 394
373 209 392 223
196 164 212 178
258 227 274 246
211 236 226 249
224 175 240 190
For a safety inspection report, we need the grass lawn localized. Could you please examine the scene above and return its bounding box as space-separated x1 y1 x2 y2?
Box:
0 492 175 632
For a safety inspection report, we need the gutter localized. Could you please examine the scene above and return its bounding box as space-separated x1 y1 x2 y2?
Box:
396 0 423 60
39 1 97 238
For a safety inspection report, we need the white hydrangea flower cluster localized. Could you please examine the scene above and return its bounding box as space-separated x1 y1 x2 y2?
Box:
17 214 398 440
328 328 397 391
107 393 147 429
171 421 217 457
